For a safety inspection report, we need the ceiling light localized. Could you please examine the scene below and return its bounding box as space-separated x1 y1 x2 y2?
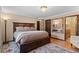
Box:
40 6 47 12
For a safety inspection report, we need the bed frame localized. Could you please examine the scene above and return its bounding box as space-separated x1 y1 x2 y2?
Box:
13 22 50 53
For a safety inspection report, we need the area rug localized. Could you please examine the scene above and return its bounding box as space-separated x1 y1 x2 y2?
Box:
3 42 74 53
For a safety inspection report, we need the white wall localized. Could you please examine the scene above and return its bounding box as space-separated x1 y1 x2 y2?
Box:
0 14 2 52
1 13 38 42
0 8 2 46
0 7 3 48
0 7 1 46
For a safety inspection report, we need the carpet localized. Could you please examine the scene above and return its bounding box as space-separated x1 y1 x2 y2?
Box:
3 42 74 53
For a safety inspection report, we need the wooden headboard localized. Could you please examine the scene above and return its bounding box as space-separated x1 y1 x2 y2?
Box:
13 22 35 32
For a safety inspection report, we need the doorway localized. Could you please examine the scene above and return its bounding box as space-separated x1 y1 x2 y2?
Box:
45 20 51 36
37 21 40 30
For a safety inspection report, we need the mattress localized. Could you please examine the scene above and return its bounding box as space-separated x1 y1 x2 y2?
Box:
14 31 49 44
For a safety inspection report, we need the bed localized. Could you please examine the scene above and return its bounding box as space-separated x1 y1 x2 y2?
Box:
13 22 50 53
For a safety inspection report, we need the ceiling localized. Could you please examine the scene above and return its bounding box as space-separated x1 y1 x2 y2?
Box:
1 6 79 19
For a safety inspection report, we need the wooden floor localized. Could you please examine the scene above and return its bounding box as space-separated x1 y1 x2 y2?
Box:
51 38 79 52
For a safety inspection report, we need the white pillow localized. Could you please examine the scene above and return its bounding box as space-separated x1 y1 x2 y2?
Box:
24 27 36 31
30 27 36 31
24 27 30 31
16 27 24 32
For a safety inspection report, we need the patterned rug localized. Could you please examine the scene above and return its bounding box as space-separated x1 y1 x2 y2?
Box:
3 42 74 53
2 42 20 53
30 43 74 53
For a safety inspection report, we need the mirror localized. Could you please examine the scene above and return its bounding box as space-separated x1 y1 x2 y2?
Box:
51 18 65 40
